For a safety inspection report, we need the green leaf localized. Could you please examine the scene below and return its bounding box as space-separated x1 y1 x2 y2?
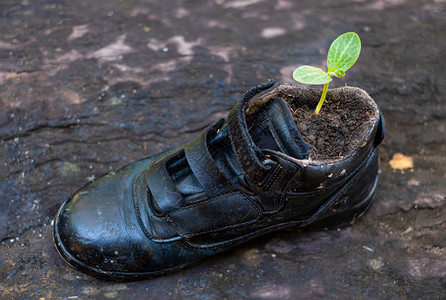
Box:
293 65 332 85
327 32 361 73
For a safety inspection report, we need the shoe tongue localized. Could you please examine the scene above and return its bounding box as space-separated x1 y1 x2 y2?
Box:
247 97 310 159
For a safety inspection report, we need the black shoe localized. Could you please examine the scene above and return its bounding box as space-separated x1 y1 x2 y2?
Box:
53 80 384 280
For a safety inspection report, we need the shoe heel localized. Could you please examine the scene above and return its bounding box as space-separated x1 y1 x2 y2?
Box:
307 185 376 231
306 148 380 231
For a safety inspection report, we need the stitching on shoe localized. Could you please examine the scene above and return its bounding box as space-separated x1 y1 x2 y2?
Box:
132 173 180 242
286 145 372 197
260 153 303 214
175 165 303 248
262 165 284 192
278 165 303 209
167 191 234 213
167 191 261 238
178 218 305 251
227 81 276 182
179 149 378 251
146 148 189 216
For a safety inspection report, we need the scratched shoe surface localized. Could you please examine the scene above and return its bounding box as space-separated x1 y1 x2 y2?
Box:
53 81 384 279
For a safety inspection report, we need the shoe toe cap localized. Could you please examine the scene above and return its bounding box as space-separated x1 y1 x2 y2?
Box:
53 154 211 278
53 161 156 274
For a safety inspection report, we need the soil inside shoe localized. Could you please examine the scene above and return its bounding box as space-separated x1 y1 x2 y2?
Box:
247 84 380 161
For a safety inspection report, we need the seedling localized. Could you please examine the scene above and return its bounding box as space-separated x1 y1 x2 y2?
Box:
293 32 361 115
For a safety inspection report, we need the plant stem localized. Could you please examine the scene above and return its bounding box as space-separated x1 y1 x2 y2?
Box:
315 82 329 115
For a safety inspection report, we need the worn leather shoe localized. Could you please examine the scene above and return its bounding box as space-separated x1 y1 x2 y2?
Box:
53 80 385 280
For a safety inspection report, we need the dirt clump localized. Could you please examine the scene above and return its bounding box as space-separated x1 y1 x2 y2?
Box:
289 92 373 160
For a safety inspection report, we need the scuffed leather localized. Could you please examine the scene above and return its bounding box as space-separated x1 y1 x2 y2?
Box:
53 81 385 279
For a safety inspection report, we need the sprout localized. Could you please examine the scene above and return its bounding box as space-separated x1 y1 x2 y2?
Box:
293 32 361 115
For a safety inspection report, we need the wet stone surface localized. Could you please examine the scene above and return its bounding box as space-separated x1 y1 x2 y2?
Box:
1 0 445 298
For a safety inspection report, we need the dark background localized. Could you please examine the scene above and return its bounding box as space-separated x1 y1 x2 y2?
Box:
1 0 445 298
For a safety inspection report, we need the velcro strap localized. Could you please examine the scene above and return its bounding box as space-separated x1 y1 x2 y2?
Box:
184 123 232 198
167 192 260 237
227 80 276 183
144 155 185 215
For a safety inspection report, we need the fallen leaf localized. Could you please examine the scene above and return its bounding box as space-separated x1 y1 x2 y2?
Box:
389 153 413 171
